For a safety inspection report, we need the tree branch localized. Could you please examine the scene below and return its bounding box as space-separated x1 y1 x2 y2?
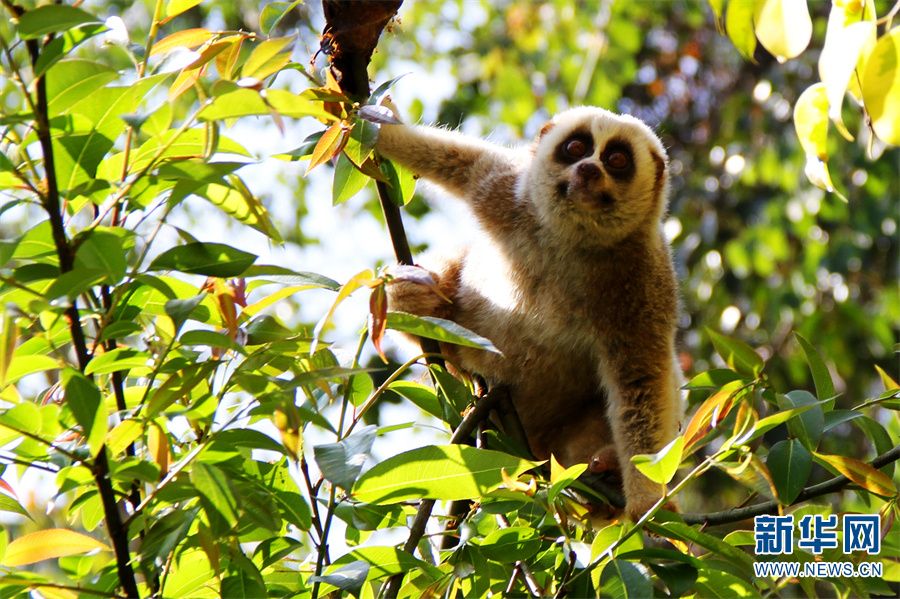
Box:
7 10 141 596
682 444 900 526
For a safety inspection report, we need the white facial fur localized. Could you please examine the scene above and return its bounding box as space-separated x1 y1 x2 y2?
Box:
521 106 669 247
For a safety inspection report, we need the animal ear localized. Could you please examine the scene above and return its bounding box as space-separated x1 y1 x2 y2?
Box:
650 150 668 197
537 121 555 140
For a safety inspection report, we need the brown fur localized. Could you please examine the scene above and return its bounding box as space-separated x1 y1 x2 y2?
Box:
376 107 683 519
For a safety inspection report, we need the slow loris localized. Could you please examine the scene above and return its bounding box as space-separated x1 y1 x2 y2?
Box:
376 106 683 519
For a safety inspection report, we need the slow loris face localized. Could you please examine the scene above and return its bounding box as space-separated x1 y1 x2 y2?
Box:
525 107 669 247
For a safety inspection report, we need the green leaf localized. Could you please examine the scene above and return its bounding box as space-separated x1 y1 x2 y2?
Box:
862 27 900 145
379 158 417 205
777 391 824 451
388 381 444 421
198 88 274 120
387 312 501 353
221 572 266 599
345 118 379 166
62 371 107 457
477 527 541 563
0 313 17 387
0 402 41 434
5 355 59 387
16 5 102 39
330 546 441 581
599 559 653 599
190 462 239 534
333 153 370 205
171 178 282 242
260 2 301 34
794 333 836 409
35 25 107 77
853 416 895 477
74 229 127 284
84 348 151 376
242 37 293 80
725 0 756 60
310 561 369 598
694 568 761 598
179 330 245 354
632 436 683 485
352 445 538 504
46 59 117 116
707 329 763 377
767 438 811 504
744 403 816 442
163 295 206 332
646 521 755 579
313 425 377 490
149 242 256 277
0 493 32 521
242 264 340 290
684 368 744 389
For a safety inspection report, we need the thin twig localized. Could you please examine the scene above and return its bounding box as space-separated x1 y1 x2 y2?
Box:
682 444 900 526
381 389 503 598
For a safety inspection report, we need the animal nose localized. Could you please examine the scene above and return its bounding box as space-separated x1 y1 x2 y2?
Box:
576 161 601 181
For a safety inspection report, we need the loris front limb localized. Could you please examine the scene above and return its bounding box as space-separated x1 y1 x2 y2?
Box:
600 338 682 520
376 124 537 241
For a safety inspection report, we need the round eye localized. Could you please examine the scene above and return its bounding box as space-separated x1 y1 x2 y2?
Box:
606 151 630 170
564 139 588 158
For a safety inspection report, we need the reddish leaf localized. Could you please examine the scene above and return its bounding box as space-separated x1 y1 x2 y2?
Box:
369 282 388 363
813 452 896 498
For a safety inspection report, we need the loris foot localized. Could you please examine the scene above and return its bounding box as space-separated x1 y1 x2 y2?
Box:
589 445 620 474
385 265 452 318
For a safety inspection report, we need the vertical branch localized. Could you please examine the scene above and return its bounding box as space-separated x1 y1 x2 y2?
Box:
4 6 141 596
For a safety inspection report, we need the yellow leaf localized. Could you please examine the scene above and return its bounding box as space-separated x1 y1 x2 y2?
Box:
862 27 900 146
813 452 896 498
305 122 347 175
165 0 203 21
150 28 215 57
822 0 878 102
725 0 757 60
793 83 835 192
1 529 110 566
148 421 170 476
311 269 376 354
874 365 899 391
242 37 293 80
819 21 876 140
107 419 143 456
754 0 812 62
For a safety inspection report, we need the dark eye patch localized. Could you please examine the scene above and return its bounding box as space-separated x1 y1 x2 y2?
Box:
600 138 635 181
554 129 594 164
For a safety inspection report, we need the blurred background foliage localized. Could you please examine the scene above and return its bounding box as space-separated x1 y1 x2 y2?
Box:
0 0 897 595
